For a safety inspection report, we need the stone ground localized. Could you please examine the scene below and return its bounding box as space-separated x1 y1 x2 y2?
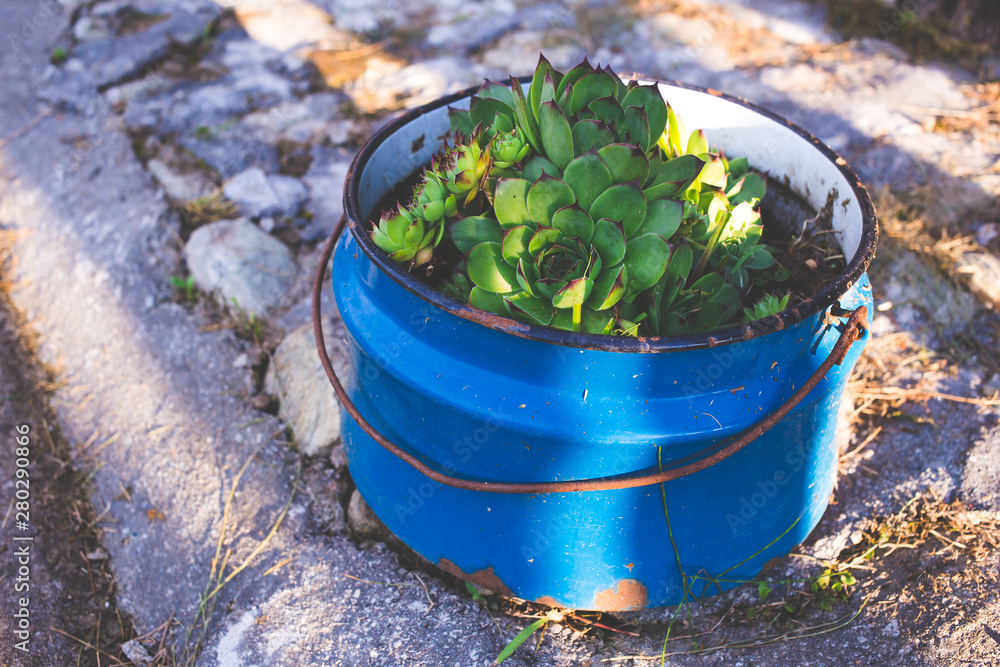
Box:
1 0 999 665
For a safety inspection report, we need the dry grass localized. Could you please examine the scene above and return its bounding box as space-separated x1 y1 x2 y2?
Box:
925 81 1000 135
874 186 979 262
845 331 999 425
179 191 239 231
854 492 1000 566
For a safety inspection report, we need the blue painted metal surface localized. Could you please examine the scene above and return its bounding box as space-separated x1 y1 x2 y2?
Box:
333 230 872 609
330 81 876 610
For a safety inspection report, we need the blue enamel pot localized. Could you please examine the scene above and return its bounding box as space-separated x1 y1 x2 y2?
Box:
315 80 878 610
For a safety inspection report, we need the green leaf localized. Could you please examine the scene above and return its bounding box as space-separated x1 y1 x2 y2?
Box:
449 108 475 138
529 54 559 120
551 204 595 244
588 263 627 310
470 97 514 132
509 77 541 154
582 306 616 334
562 152 614 211
470 285 509 314
588 183 646 238
624 233 671 290
572 120 615 156
382 213 408 246
555 57 593 104
506 292 554 326
592 218 626 266
697 300 727 330
449 216 503 253
729 172 767 206
697 153 728 189
645 150 662 187
664 103 688 158
501 225 534 266
538 101 574 170
604 64 629 102
643 154 705 200
728 156 750 180
690 272 724 297
568 69 619 116
490 112 515 136
467 243 518 293
635 199 682 240
516 258 539 295
527 175 576 227
490 618 548 667
687 129 708 155
552 277 594 308
623 105 651 153
597 144 649 185
521 155 561 182
528 225 562 256
540 72 557 108
745 246 774 270
494 179 533 229
757 582 772 600
586 96 625 131
622 84 667 148
479 80 515 107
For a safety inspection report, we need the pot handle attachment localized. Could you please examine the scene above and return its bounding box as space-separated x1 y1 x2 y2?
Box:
313 215 869 494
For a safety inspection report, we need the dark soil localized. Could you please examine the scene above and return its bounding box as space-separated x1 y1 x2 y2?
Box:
0 265 137 665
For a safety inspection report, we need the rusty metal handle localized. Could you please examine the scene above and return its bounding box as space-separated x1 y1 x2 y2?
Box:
313 214 869 494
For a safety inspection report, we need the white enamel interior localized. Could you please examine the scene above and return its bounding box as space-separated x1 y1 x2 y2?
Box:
358 82 863 263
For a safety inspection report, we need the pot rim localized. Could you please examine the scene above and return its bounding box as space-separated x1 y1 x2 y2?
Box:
343 78 878 353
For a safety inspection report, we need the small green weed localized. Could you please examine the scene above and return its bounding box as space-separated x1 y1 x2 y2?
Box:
170 274 197 302
229 297 265 346
50 47 69 65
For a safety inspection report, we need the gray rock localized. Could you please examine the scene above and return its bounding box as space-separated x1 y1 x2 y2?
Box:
876 242 978 340
302 149 351 241
322 0 400 34
961 428 1000 511
329 444 347 470
147 158 215 202
73 15 113 41
265 323 342 458
120 639 153 665
71 0 221 89
178 130 280 180
184 218 297 315
426 14 520 52
239 92 353 145
959 251 1000 309
347 489 388 540
223 167 308 219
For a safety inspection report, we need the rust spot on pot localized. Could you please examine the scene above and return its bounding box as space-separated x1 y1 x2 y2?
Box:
592 579 648 610
535 595 565 608
759 556 784 573
438 559 513 596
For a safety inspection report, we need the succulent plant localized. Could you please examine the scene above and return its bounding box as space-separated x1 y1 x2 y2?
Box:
370 55 788 336
371 207 437 266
